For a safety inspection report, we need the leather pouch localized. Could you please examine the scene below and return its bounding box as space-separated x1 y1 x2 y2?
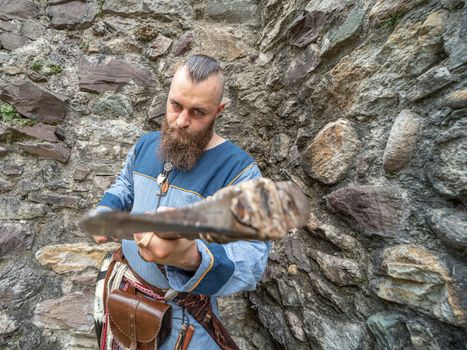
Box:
108 288 172 350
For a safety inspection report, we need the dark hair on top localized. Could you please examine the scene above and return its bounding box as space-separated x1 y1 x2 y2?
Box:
184 54 223 83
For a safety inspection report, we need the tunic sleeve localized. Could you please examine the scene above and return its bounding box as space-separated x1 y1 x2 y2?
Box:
96 145 136 212
166 164 272 296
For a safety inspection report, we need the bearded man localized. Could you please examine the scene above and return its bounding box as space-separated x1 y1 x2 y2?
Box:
94 55 270 350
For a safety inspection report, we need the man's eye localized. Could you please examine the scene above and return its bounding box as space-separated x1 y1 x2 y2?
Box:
172 102 182 111
193 110 206 117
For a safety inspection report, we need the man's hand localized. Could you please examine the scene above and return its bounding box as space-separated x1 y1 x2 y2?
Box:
134 207 202 271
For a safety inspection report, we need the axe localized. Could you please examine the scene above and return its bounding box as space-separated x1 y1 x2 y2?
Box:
79 178 309 243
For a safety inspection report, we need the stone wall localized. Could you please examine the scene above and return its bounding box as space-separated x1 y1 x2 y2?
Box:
0 0 466 349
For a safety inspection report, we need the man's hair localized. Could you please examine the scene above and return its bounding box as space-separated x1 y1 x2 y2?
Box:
183 54 223 84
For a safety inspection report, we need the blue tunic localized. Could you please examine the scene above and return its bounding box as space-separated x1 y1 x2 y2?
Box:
97 131 270 349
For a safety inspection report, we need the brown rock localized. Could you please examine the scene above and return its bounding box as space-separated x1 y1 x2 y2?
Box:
173 33 194 56
302 119 361 185
383 110 420 174
35 242 120 274
28 192 80 209
445 88 467 109
198 28 246 61
0 80 68 124
146 34 172 60
73 166 90 181
287 10 328 48
372 245 466 327
326 185 409 236
32 292 94 334
0 222 33 258
0 0 37 20
15 123 60 142
18 142 71 163
0 65 22 75
47 0 98 30
78 57 157 93
314 251 362 286
0 32 30 51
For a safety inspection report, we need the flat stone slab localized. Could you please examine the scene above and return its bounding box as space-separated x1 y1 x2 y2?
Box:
14 123 60 142
18 142 71 163
0 80 68 124
35 242 120 274
326 185 409 236
78 58 157 93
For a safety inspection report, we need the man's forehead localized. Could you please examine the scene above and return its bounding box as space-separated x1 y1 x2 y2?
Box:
169 67 223 103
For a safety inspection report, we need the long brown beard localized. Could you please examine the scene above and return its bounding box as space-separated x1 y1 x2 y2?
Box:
158 117 214 171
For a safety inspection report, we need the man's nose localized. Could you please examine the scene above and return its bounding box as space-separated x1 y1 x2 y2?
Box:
176 110 190 128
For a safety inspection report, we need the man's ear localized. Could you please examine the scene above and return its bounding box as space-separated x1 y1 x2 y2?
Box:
216 103 226 117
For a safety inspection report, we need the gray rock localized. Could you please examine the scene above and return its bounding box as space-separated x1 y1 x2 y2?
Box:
408 66 455 102
326 185 410 237
0 80 68 124
0 32 30 51
0 19 17 32
0 312 18 335
303 309 367 350
0 222 33 258
428 119 467 203
0 197 47 219
20 19 46 40
48 1 98 30
445 88 467 108
0 177 14 192
0 0 37 20
0 164 22 176
103 0 193 18
18 142 71 163
369 0 429 23
427 209 467 254
302 119 361 184
449 3 467 70
28 192 80 209
78 57 157 93
321 5 366 55
366 313 412 350
0 262 45 307
383 109 420 174
93 94 133 118
206 0 258 23
270 133 290 161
